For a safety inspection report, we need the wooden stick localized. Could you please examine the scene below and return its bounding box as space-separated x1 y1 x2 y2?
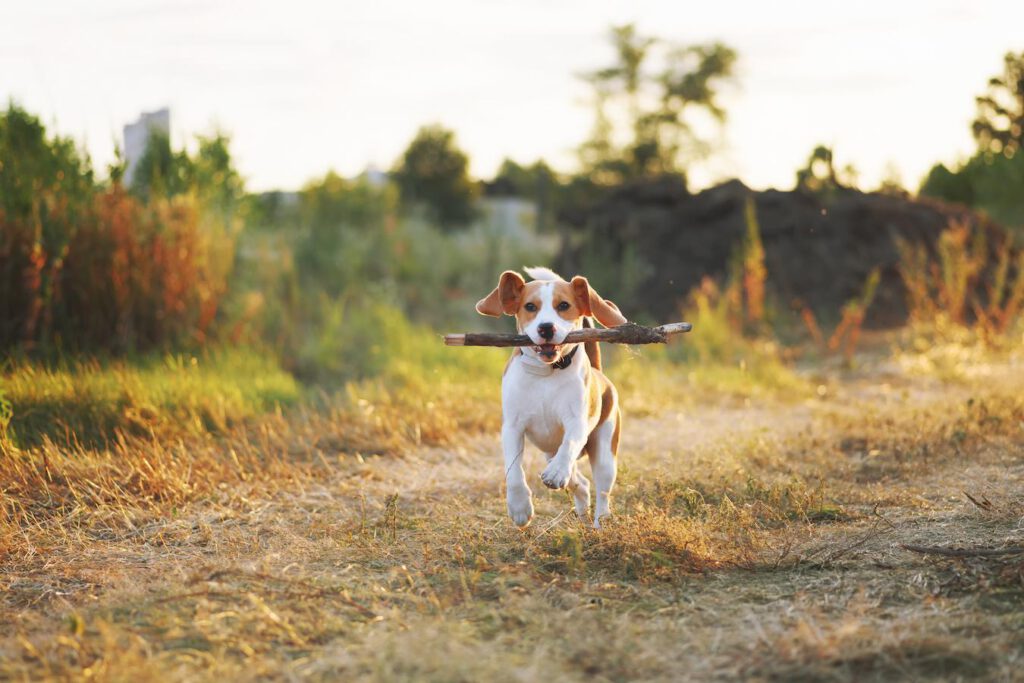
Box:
444 321 692 347
900 543 1024 558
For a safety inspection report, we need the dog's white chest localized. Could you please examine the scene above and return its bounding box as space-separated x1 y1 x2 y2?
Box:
502 356 586 454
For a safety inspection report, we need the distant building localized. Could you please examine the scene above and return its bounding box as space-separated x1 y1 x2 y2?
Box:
480 196 538 240
361 165 389 188
480 178 544 241
123 108 170 186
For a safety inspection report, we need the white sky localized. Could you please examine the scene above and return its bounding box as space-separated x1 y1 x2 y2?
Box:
3 0 1022 192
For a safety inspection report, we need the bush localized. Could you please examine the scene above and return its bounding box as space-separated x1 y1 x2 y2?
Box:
644 198 805 396
896 219 1024 344
0 104 241 354
238 168 551 385
2 186 237 352
920 152 1024 230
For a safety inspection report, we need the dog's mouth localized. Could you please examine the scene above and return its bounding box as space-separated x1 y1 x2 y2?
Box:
532 344 560 362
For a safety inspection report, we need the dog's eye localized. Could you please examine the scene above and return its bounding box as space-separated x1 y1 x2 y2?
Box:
524 302 537 312
557 301 571 311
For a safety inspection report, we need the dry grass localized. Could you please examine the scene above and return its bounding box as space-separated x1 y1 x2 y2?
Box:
2 344 1024 681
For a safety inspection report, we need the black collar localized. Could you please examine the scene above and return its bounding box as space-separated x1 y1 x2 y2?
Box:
552 344 578 370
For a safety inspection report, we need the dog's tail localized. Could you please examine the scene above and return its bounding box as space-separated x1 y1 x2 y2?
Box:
582 316 601 370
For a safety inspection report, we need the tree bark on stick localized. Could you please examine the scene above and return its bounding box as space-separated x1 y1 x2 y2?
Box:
444 322 692 347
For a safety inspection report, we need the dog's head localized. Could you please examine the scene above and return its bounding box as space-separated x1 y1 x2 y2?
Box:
475 267 626 365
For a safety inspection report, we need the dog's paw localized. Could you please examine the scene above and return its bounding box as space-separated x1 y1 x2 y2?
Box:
507 488 534 528
541 460 573 490
593 512 613 530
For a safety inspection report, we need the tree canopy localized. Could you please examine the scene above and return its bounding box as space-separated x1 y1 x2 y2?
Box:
972 50 1024 158
921 50 1024 228
578 24 736 184
795 145 859 195
130 130 244 210
0 102 93 223
392 125 478 228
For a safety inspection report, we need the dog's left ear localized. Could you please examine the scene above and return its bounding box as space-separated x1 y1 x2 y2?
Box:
571 276 627 328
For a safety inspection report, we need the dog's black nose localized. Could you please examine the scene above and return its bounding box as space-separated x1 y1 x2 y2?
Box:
537 323 555 341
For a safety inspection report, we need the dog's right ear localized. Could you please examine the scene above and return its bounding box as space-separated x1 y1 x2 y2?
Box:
476 270 526 317
570 275 627 328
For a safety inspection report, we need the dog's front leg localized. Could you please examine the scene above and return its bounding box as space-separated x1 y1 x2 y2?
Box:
502 424 533 527
540 420 587 491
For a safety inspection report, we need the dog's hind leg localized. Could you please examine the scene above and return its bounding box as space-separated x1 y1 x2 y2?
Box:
568 466 591 522
587 412 619 529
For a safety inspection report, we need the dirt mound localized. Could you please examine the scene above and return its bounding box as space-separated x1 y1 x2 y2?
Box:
564 177 1013 327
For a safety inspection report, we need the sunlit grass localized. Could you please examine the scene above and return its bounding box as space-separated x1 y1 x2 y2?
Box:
1 348 300 449
890 315 1024 383
4 360 1022 682
607 339 810 416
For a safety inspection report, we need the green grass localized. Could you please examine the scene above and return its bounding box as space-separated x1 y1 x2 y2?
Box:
0 348 301 449
0 315 808 454
606 341 809 414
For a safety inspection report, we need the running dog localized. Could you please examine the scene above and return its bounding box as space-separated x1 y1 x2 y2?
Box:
475 267 626 528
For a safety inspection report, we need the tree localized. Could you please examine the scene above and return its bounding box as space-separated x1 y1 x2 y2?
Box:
392 125 478 228
920 163 973 206
295 170 400 294
129 130 192 200
921 52 1024 227
491 158 559 232
972 51 1024 158
129 129 243 211
795 145 858 194
578 24 736 183
492 158 555 197
921 153 1024 226
191 132 245 211
0 102 93 223
0 103 95 348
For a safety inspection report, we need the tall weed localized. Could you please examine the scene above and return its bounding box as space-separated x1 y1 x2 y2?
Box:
1 105 241 354
896 219 1024 344
662 198 804 395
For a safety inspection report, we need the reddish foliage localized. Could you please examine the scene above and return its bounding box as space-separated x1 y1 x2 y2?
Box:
1 186 235 352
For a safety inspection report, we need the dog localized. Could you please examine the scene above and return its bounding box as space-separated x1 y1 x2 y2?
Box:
476 267 627 529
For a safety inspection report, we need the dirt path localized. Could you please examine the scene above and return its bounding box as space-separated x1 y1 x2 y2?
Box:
4 362 1024 681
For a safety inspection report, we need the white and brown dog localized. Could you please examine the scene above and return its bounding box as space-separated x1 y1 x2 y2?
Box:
476 267 627 529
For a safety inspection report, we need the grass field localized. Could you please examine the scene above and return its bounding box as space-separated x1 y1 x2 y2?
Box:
2 337 1023 681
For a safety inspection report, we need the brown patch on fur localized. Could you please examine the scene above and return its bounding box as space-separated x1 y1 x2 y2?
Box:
611 409 621 455
584 367 620 458
514 281 544 330
571 277 592 316
552 281 580 322
570 275 627 328
581 317 602 370
592 369 617 426
476 271 526 317
586 365 602 423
